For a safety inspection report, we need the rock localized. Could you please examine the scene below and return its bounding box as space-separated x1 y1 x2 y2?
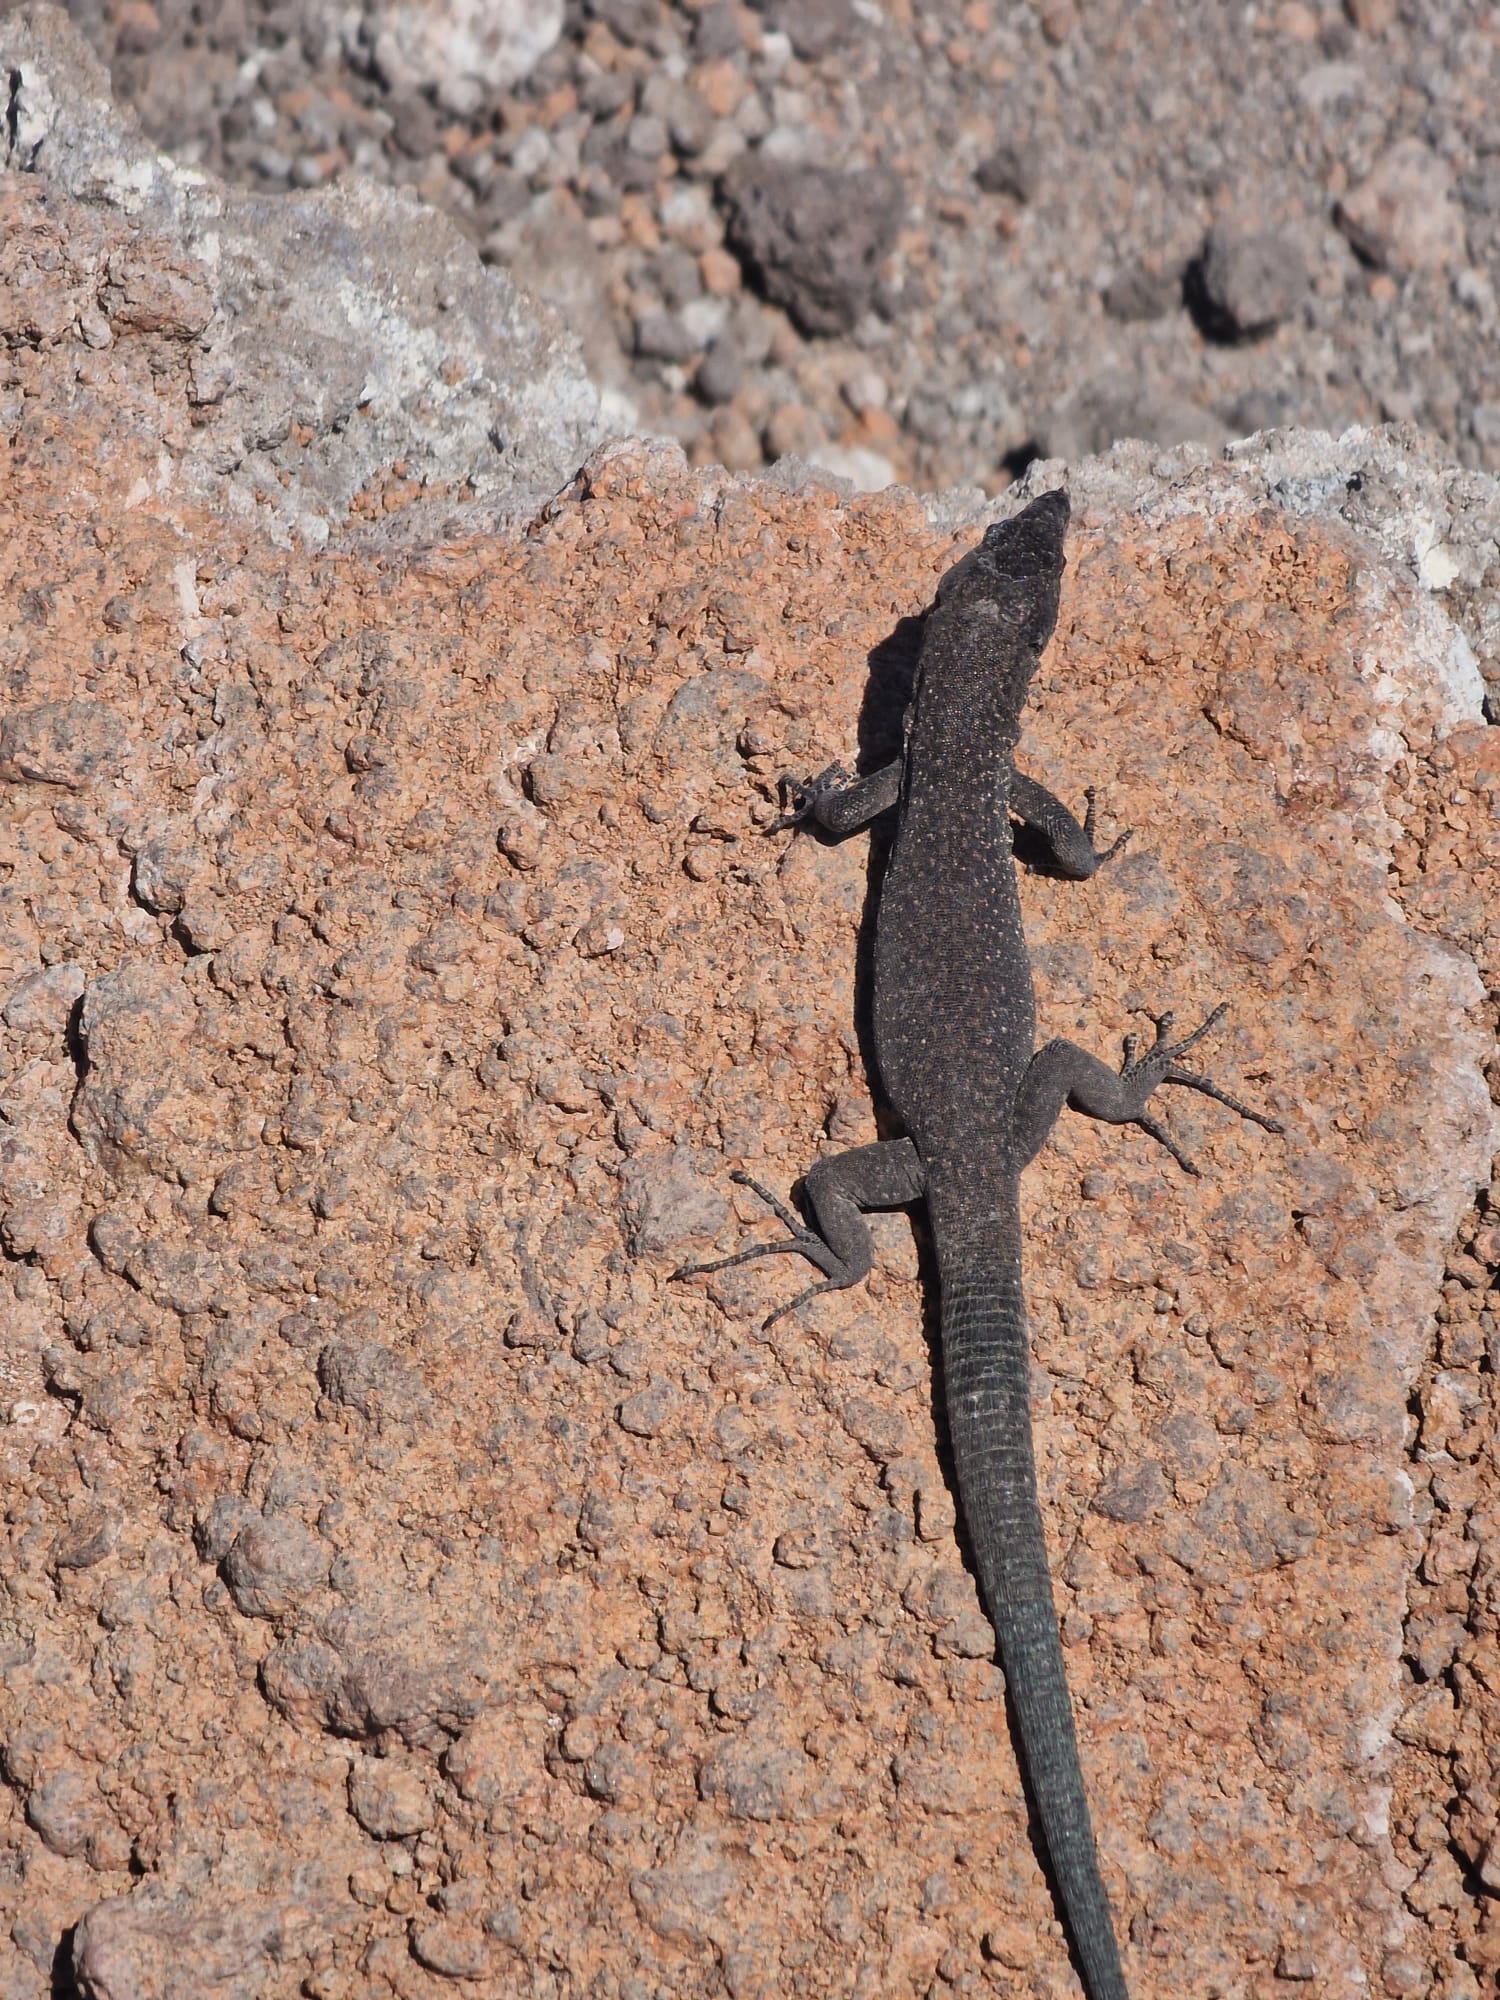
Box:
718 157 904 336
617 1147 730 1256
222 1516 331 1619
70 1866 357 2000
973 143 1034 202
360 0 564 99
411 1918 492 1978
697 1732 810 1821
347 1755 433 1837
317 1341 431 1426
0 4 603 547
1035 372 1229 458
27 1768 100 1856
759 0 854 60
0 700 126 789
1337 138 1469 273
4 219 1500 1995
1191 223 1309 340
2 960 85 1032
1092 1458 1170 1524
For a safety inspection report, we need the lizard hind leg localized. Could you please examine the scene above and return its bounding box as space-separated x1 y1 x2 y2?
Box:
671 1139 927 1330
1014 1003 1282 1176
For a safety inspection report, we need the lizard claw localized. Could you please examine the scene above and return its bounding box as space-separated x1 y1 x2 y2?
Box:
767 763 850 834
1117 1003 1284 1171
1081 785 1133 868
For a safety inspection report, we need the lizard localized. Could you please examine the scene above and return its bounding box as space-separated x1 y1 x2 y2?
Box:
675 488 1282 2000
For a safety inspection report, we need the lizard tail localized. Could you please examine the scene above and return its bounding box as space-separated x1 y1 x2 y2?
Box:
939 1229 1130 2000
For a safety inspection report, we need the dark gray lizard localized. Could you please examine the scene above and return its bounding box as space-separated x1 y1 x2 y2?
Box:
676 489 1282 2000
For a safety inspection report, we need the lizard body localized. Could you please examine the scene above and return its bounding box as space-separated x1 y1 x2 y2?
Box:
678 489 1280 1999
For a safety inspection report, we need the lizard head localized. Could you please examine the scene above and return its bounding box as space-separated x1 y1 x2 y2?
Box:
930 488 1070 683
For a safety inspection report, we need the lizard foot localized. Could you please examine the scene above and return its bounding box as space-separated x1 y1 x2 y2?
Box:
1120 1005 1284 1176
767 763 850 834
671 1171 855 1329
1081 785 1133 867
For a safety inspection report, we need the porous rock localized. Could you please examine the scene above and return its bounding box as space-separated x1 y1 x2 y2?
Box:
0 4 603 550
3 60 1499 1984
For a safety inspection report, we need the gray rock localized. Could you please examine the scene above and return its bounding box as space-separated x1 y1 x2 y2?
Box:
27 1768 99 1856
2 960 85 1032
318 1340 431 1425
634 310 699 363
695 339 744 405
0 5 604 548
1194 224 1309 341
617 1146 730 1257
0 700 126 789
1035 373 1228 459
1102 260 1181 323
760 0 854 60
347 1755 433 1838
360 0 564 99
718 157 904 337
1337 138 1468 273
1092 1458 1170 1524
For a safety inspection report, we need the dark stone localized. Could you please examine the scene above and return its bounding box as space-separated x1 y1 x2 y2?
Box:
694 340 744 404
974 143 1034 202
1187 224 1309 342
761 0 855 60
718 157 904 337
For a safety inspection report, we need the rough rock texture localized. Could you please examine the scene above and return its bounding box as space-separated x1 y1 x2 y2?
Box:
0 5 605 550
39 0 1500 502
3 265 1500 2000
717 157 905 339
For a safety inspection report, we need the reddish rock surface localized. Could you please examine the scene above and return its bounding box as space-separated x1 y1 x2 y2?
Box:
4 24 1500 2000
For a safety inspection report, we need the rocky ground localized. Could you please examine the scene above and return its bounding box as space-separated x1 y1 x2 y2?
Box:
30 0 1500 497
5 6 1500 2000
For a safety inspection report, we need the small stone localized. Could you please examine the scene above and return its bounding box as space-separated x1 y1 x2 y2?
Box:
1346 0 1396 29
634 311 698 362
27 1770 98 1856
692 3 743 59
973 143 1034 202
222 1514 330 1618
1337 138 1467 273
710 406 762 471
697 1735 809 1821
134 832 206 916
3 960 85 1032
695 340 744 404
412 1920 491 1980
718 157 904 337
1193 224 1308 339
761 0 854 59
1092 1458 1170 1523
1102 261 1180 322
348 1756 433 1839
763 402 825 460
617 1384 679 1438
627 113 668 160
0 700 126 788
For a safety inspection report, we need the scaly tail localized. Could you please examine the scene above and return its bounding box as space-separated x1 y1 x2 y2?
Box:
940 1218 1129 2000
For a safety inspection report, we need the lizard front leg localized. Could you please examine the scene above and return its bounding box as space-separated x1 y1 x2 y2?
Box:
1012 1003 1283 1175
1010 771 1131 879
771 758 901 836
673 1137 926 1328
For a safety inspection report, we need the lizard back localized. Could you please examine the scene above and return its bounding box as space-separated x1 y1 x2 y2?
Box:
873 489 1069 1171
